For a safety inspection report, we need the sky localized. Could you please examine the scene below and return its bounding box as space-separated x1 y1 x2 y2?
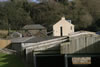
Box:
0 0 8 1
32 0 40 3
0 0 38 2
0 0 73 2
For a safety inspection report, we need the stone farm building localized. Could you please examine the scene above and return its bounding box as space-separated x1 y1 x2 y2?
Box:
22 24 47 37
53 17 74 36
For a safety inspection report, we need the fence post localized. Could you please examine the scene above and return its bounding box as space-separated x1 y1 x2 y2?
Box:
65 54 69 67
33 52 37 67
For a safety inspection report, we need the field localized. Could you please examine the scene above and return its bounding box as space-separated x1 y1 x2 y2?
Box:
0 30 8 38
0 30 22 38
0 53 25 67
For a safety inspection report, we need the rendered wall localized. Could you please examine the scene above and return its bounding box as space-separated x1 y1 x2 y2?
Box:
53 17 74 36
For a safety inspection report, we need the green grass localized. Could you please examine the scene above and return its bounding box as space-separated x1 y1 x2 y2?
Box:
0 53 25 67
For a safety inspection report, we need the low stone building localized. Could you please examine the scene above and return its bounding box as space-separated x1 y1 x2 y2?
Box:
23 24 47 37
10 36 63 52
10 37 35 52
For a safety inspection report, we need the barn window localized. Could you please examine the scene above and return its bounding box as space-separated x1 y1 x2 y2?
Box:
71 26 72 30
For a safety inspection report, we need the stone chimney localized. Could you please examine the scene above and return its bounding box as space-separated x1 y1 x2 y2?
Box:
61 17 66 20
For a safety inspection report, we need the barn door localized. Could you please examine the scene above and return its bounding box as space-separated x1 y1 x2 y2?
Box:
60 26 63 36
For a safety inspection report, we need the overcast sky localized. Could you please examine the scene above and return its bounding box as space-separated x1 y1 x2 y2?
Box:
0 0 39 2
0 0 36 2
0 0 8 1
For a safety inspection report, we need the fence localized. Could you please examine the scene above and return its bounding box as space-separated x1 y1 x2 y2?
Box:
0 48 16 54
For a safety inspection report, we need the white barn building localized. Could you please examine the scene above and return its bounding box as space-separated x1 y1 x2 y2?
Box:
53 17 74 36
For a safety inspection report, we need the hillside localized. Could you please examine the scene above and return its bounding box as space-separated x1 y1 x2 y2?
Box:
0 0 100 32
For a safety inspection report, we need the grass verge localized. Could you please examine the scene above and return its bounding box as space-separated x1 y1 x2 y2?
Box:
0 53 25 67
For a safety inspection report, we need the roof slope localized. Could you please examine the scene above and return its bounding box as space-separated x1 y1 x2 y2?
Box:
11 37 35 43
23 24 46 30
11 36 61 43
53 17 74 26
25 36 60 43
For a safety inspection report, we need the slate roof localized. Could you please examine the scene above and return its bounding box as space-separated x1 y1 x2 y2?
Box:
11 37 35 43
11 36 61 43
23 24 46 30
25 36 60 43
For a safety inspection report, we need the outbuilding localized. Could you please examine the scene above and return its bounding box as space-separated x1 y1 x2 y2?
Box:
23 24 47 37
53 17 74 36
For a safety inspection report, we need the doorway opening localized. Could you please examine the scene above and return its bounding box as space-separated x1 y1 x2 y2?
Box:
60 26 63 36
